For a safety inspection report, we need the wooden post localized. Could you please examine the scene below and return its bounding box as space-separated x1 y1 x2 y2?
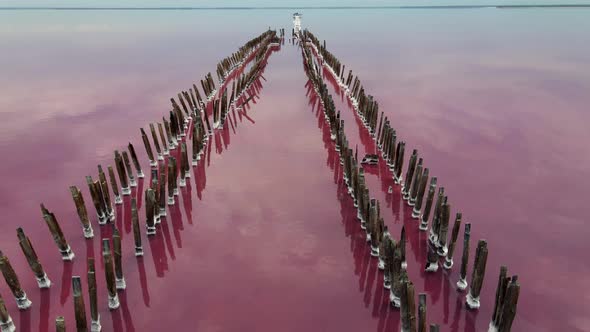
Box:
443 213 462 269
97 166 114 220
400 274 417 332
498 276 520 332
107 166 122 205
114 151 130 196
149 123 164 161
145 188 157 236
86 176 107 224
112 227 126 290
425 242 439 273
402 150 418 200
466 239 488 309
151 170 161 225
0 251 32 309
56 317 66 332
394 142 406 185
158 168 167 217
127 142 145 178
102 239 119 310
419 177 437 231
163 118 175 150
436 197 450 257
157 123 169 156
122 151 137 187
179 142 189 187
400 225 407 269
0 293 16 332
490 266 508 329
457 223 471 291
382 235 394 290
429 324 439 332
16 228 51 288
87 258 101 332
408 159 423 206
412 168 429 219
41 204 75 260
131 198 143 256
140 128 157 168
70 186 94 238
417 293 427 332
72 276 88 332
167 161 176 205
429 187 445 245
390 245 403 308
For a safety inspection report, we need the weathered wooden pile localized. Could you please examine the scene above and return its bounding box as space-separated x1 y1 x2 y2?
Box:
300 29 519 332
0 29 279 332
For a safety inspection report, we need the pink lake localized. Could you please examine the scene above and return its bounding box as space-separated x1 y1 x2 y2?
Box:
0 7 589 332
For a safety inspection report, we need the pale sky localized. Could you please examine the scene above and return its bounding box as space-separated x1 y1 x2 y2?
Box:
1 0 589 7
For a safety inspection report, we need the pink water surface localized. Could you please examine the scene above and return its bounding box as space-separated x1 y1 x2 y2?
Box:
1 8 590 332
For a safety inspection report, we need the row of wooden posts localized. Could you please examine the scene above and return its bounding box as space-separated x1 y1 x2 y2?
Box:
300 30 519 332
0 29 279 332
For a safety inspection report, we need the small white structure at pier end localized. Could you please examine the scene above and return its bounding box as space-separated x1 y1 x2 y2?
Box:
293 12 302 35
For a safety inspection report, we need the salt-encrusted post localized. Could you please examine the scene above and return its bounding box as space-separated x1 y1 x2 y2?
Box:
390 245 403 308
490 266 508 330
127 142 145 178
402 150 418 200
122 152 137 187
72 276 88 332
409 160 423 207
429 187 445 245
145 188 157 236
394 142 405 185
179 142 189 187
418 293 427 332
429 324 439 332
56 317 66 332
498 276 520 332
41 204 75 260
436 197 450 257
400 275 417 332
107 166 122 205
131 198 143 256
140 128 157 168
157 123 169 156
167 161 176 205
87 258 101 332
149 123 164 161
102 239 119 309
0 293 16 332
0 251 31 309
16 228 51 288
70 186 94 238
86 176 107 224
114 151 130 196
443 213 462 269
425 243 439 273
158 169 167 217
400 226 407 269
97 166 114 221
382 235 394 289
412 168 429 219
466 239 488 309
112 227 126 290
419 177 437 231
457 223 471 291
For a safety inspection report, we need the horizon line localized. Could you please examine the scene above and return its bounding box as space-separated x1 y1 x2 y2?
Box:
1 4 589 10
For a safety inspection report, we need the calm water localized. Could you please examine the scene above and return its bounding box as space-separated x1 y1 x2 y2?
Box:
0 8 589 332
